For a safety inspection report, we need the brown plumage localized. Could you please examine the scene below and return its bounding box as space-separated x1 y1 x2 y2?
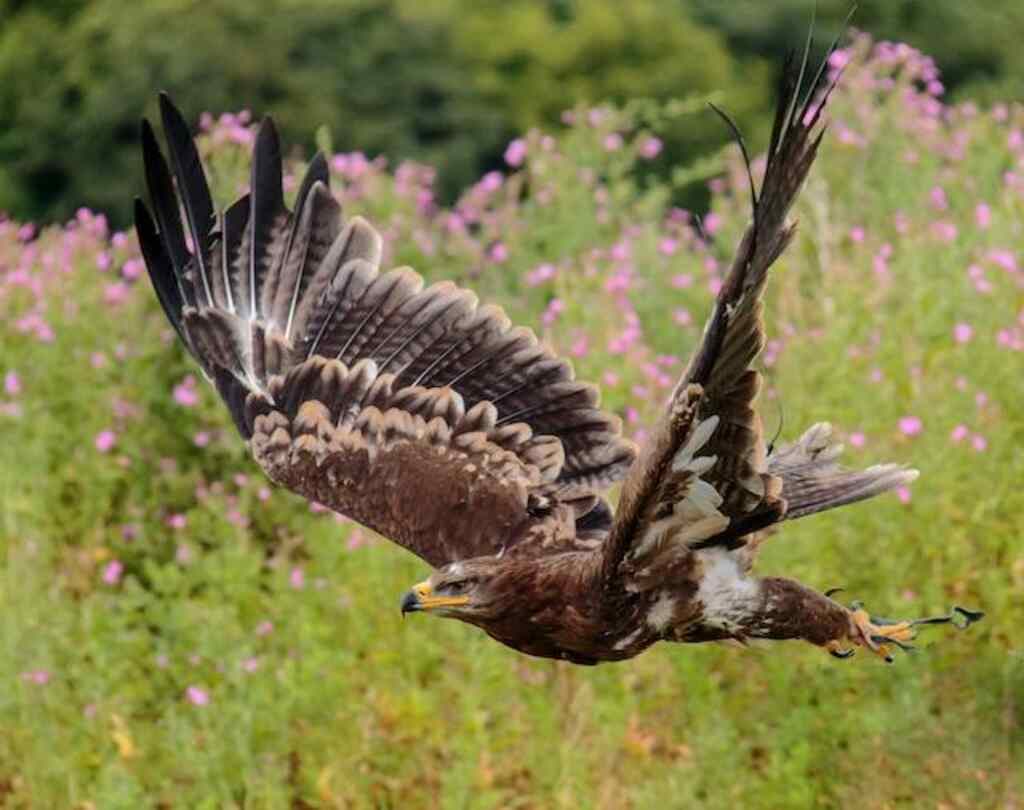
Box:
136 38 981 668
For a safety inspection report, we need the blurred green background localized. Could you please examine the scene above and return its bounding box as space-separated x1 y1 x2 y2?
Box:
1 2 1022 808
2 0 1024 225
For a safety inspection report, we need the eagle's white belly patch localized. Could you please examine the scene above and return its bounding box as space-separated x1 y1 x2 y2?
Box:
695 548 760 633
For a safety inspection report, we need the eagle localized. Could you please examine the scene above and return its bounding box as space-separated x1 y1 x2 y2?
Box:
135 43 981 666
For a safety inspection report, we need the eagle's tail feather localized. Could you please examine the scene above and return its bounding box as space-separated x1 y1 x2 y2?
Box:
767 422 919 521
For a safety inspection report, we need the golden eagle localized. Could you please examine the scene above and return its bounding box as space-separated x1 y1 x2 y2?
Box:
135 42 981 666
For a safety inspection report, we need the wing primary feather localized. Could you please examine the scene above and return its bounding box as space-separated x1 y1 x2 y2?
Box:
442 342 511 389
263 152 328 325
220 195 250 314
488 363 568 408
304 258 361 359
248 117 285 320
374 296 464 375
158 93 215 306
708 101 758 215
797 7 856 128
407 335 466 387
139 118 190 304
294 152 329 212
134 197 191 352
496 386 589 426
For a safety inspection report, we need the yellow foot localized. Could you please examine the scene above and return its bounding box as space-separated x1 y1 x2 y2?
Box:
829 603 984 663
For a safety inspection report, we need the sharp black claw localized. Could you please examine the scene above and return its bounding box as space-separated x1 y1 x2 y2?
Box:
825 587 845 598
953 606 985 627
870 634 914 652
909 605 986 630
830 648 855 659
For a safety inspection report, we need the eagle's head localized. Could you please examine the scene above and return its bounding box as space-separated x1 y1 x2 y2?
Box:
399 558 508 623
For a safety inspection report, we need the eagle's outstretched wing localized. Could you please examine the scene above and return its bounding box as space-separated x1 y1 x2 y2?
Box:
600 36 905 583
136 95 636 568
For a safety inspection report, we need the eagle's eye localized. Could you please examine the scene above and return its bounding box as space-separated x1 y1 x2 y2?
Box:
444 578 476 595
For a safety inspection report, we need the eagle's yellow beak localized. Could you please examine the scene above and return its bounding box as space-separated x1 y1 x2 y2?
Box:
400 579 470 614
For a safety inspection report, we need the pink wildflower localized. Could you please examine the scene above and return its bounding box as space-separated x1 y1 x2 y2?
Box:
975 203 991 229
603 133 623 151
173 376 199 407
488 242 508 263
849 432 866 448
4 371 20 396
290 567 305 589
103 282 130 306
525 263 556 286
929 186 948 211
186 686 209 706
504 138 527 167
541 298 564 326
122 258 144 280
639 136 662 159
166 513 187 530
971 434 988 452
95 430 117 453
931 221 957 242
24 669 50 685
950 424 969 443
896 486 912 505
658 238 678 256
953 323 973 344
479 171 503 193
102 560 123 585
256 620 274 637
898 416 922 437
347 529 366 550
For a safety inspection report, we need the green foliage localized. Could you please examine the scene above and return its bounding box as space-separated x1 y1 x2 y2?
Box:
1 36 1022 807
0 0 772 226
691 0 1024 100
0 0 509 224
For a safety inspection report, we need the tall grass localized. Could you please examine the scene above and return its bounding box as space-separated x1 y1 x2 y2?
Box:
1 34 1021 808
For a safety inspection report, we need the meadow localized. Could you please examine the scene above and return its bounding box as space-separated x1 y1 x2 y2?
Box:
1 34 1021 808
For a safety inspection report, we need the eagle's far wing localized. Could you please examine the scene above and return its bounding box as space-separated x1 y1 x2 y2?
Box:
136 96 636 568
601 38 839 583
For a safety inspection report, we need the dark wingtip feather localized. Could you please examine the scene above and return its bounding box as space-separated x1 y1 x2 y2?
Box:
159 93 216 306
135 197 192 353
140 117 190 279
246 116 286 318
293 151 329 218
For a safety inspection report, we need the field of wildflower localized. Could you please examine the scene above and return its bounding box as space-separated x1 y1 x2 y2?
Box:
1 34 1021 808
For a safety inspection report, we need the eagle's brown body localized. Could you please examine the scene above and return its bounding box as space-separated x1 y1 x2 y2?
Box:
136 38 981 668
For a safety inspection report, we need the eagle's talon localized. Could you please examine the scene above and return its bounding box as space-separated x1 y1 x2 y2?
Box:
951 606 985 628
846 601 983 662
826 640 855 659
